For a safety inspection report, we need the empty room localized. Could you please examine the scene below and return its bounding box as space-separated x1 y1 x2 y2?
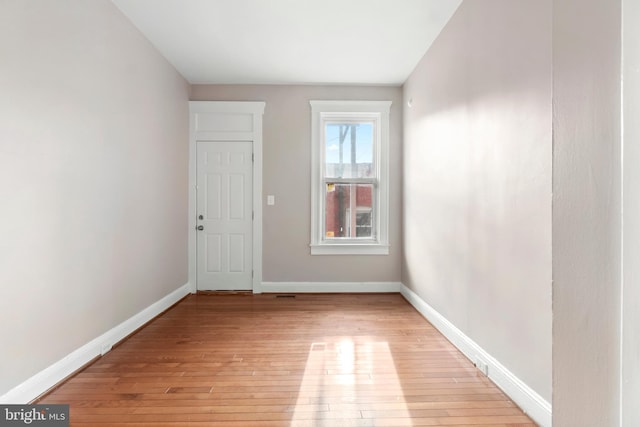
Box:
1 0 638 426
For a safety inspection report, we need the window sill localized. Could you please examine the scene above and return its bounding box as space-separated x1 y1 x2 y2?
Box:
310 243 390 255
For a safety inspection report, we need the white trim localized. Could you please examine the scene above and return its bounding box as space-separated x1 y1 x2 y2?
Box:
308 244 390 255
0 283 191 404
309 100 393 113
261 281 401 293
188 111 198 294
400 284 552 427
189 101 265 293
310 100 391 256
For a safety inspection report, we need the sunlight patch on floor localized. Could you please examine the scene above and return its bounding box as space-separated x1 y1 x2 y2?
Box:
291 336 411 425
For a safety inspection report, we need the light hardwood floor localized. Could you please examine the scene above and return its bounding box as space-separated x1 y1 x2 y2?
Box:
39 293 537 426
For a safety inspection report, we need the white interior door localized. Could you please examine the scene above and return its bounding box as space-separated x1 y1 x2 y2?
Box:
196 141 253 290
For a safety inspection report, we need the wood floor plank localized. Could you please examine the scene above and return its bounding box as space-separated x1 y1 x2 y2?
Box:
38 294 537 426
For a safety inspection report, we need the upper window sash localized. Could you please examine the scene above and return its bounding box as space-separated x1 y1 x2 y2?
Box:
321 118 379 180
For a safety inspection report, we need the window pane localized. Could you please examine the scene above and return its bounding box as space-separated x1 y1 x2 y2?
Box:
356 209 372 237
325 123 373 178
324 183 374 239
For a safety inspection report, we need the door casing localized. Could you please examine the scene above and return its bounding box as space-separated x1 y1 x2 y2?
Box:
189 101 265 293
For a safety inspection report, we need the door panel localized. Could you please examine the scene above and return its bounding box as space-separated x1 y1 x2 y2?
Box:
206 234 222 272
206 174 222 219
228 234 245 272
197 141 253 290
228 174 245 219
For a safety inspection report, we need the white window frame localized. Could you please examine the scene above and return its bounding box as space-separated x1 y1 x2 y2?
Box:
310 100 391 255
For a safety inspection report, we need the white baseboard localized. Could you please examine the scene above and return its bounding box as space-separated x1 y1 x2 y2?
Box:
261 281 402 293
400 284 551 427
0 283 191 404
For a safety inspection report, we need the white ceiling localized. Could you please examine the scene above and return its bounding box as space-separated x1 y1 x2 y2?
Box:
111 0 462 85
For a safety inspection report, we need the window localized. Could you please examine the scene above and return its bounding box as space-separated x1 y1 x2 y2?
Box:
310 100 391 255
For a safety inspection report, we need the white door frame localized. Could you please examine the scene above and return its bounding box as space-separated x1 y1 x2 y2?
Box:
189 101 265 293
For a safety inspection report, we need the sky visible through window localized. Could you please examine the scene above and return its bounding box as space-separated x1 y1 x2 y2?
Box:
325 123 373 165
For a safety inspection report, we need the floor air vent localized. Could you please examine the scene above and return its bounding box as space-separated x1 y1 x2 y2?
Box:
275 294 296 298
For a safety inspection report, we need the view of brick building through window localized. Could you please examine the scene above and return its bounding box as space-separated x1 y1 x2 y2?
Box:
325 183 373 238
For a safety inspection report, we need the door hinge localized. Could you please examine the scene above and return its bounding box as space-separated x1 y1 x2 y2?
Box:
252 153 255 162
252 270 254 278
252 211 254 220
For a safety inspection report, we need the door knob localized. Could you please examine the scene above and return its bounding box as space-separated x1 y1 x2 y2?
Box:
196 225 204 231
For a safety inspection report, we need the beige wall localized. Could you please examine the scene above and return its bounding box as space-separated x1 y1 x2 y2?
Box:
553 0 622 425
402 0 552 402
191 85 402 283
0 0 190 396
